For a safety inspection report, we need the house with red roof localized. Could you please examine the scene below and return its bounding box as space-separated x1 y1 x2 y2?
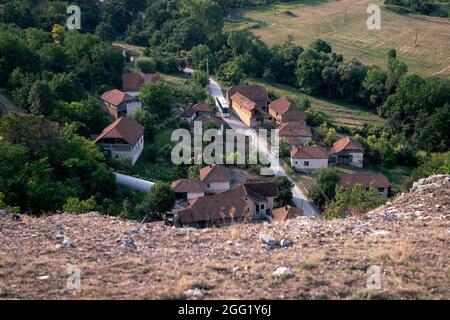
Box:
229 92 264 128
340 173 390 198
279 121 313 146
99 89 141 119
199 164 231 193
174 181 278 228
271 205 303 222
329 136 364 168
227 84 269 112
94 118 144 165
171 179 205 200
122 73 160 97
268 97 305 124
290 145 329 171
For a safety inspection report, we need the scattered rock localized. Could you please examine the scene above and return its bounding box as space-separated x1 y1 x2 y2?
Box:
184 288 205 300
280 239 293 247
272 267 294 279
121 237 136 251
259 234 277 248
37 275 49 280
12 213 22 221
0 209 6 217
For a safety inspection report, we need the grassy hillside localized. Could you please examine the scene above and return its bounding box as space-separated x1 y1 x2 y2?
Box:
226 0 450 77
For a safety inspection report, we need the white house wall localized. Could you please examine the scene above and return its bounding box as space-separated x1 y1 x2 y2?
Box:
291 158 328 170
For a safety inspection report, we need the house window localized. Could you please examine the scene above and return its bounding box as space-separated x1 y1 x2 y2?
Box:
256 204 259 211
261 204 265 210
295 160 298 165
207 183 211 189
304 161 310 166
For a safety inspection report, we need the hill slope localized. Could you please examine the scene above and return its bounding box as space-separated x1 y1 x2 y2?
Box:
0 175 449 299
226 0 450 77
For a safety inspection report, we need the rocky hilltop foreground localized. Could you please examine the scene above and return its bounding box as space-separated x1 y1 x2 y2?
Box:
1 175 449 300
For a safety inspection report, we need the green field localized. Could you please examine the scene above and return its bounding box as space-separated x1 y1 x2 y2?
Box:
248 78 386 128
226 0 450 77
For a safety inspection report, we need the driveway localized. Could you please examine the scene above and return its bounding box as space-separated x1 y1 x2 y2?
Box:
207 77 319 217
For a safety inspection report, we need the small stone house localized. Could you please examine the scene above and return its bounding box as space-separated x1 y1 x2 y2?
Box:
171 179 205 200
199 164 231 193
229 93 264 128
329 137 364 168
290 145 329 171
95 118 144 165
227 84 269 112
99 89 141 119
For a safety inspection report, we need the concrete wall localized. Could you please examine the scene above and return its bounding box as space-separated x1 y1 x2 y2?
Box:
291 158 328 170
126 101 142 117
231 101 256 127
350 152 364 168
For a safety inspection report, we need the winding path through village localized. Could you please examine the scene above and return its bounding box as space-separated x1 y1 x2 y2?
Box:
207 78 319 217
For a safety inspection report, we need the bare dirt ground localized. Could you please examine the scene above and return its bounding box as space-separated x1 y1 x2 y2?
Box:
0 175 449 300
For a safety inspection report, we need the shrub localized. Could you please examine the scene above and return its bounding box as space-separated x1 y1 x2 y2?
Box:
135 57 157 73
63 197 97 214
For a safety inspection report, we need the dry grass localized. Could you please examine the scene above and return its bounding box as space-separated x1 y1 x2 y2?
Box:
226 0 450 77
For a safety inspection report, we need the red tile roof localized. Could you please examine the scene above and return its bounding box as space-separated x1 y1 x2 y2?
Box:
171 179 205 194
122 73 143 92
279 121 312 138
95 118 144 146
227 84 268 103
122 73 161 92
199 164 230 183
340 173 390 189
272 205 303 222
229 182 278 202
281 108 305 123
177 189 251 225
230 92 259 112
100 89 136 107
291 145 329 159
268 97 292 115
329 136 364 154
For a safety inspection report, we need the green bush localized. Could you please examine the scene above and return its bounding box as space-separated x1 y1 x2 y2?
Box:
63 197 97 214
135 57 157 73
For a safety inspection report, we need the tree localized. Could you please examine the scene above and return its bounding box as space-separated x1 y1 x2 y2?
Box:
63 197 97 214
135 57 157 73
95 22 115 41
279 138 291 159
275 176 294 207
133 109 156 141
323 184 386 219
363 65 388 107
309 168 340 206
143 183 176 217
140 81 171 119
28 81 54 116
188 165 200 180
49 73 85 102
311 39 332 54
192 70 209 87
219 58 245 84
38 43 67 73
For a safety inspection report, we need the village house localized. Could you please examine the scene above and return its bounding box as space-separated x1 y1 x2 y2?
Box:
175 181 278 228
227 84 269 112
291 145 329 171
99 89 141 119
339 173 390 198
180 103 215 124
94 118 144 165
171 179 206 200
329 136 364 168
268 98 305 124
199 164 231 193
122 73 160 97
271 205 303 222
279 121 313 146
229 92 264 128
